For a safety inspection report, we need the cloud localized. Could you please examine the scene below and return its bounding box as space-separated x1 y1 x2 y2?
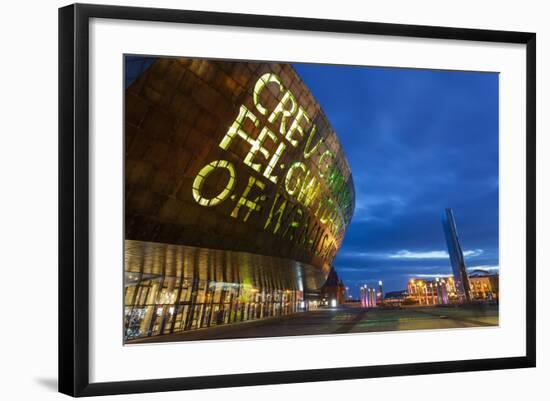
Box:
293 63 499 293
353 195 407 223
388 248 483 259
463 249 485 258
340 248 484 261
406 265 499 280
339 251 379 258
337 266 383 273
467 265 499 272
389 250 448 259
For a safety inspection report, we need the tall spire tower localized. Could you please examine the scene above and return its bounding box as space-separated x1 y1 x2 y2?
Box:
442 208 471 303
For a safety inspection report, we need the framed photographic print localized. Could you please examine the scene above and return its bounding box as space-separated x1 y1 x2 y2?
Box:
58 3 536 397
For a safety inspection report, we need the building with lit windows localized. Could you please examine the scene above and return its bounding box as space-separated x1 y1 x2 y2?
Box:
407 277 455 305
468 270 499 301
124 57 355 341
406 271 498 305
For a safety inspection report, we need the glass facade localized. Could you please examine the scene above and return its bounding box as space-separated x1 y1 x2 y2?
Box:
123 240 326 340
125 280 301 340
124 57 355 341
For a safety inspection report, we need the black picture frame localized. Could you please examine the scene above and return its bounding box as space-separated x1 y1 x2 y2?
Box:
59 3 536 397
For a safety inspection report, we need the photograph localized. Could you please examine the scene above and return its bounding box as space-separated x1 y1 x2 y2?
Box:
123 55 499 344
0 0 541 399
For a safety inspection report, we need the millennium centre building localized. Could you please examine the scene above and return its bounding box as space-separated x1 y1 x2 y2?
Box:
124 57 355 341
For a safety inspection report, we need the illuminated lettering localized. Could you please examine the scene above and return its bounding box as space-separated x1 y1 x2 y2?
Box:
310 225 323 253
320 198 334 224
328 169 346 196
318 236 333 258
264 193 287 234
253 73 284 116
318 150 333 177
326 242 337 260
295 216 309 246
192 160 236 207
332 213 343 236
328 211 340 237
268 90 297 136
219 104 259 151
297 170 320 207
303 125 323 159
302 220 319 249
317 234 328 256
284 162 306 196
242 126 277 172
282 207 303 241
263 141 286 184
285 106 310 147
189 67 354 263
231 176 266 221
293 220 306 248
314 196 327 218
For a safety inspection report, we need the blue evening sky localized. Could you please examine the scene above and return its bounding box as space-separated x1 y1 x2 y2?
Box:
293 64 499 295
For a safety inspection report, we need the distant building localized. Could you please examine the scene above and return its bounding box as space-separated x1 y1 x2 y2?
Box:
383 290 408 306
407 277 455 305
469 270 499 301
320 267 346 307
406 271 498 305
442 208 472 302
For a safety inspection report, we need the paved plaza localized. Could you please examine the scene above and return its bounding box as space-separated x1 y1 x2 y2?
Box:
128 303 498 344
